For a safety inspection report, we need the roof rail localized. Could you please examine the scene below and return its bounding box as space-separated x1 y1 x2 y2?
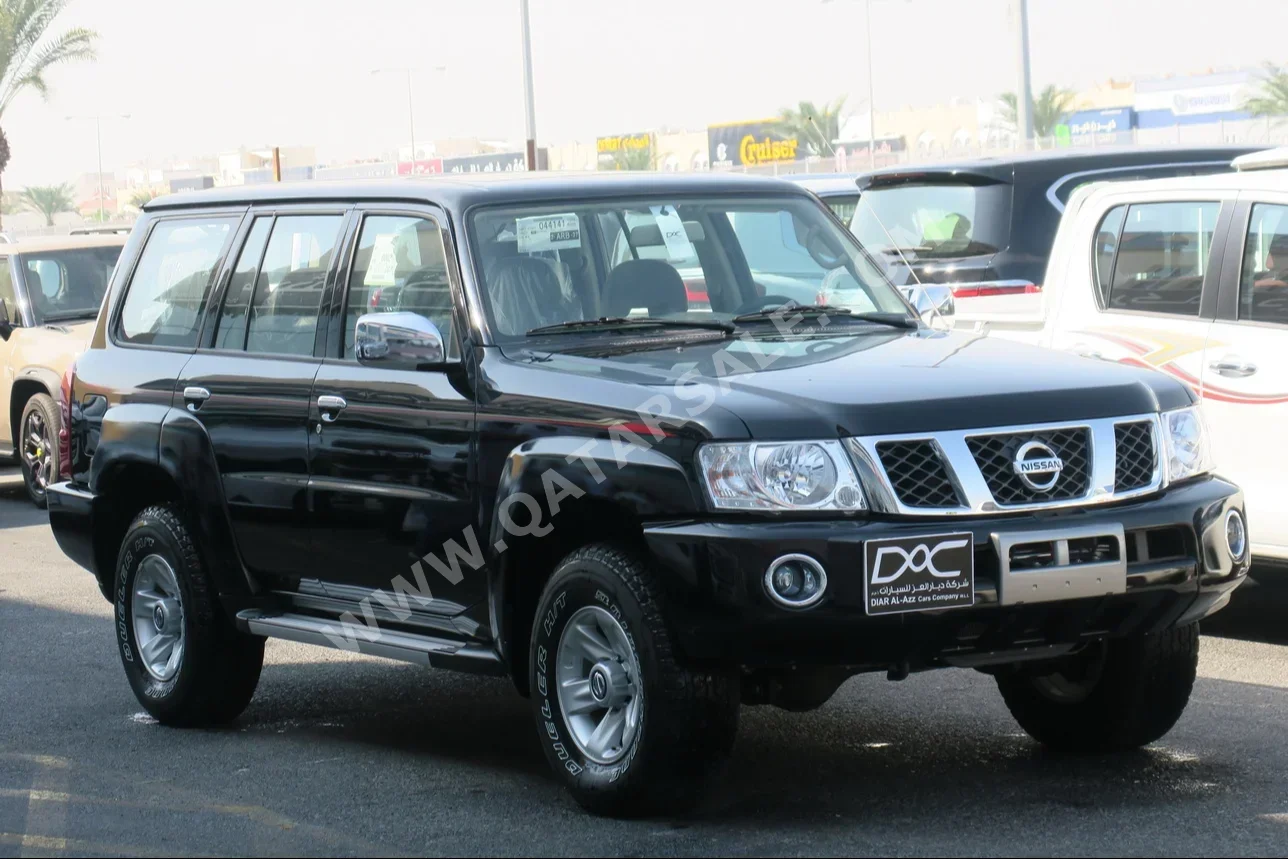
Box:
1232 147 1288 172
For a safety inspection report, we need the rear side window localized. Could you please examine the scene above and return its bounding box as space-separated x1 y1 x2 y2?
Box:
244 215 342 357
118 217 236 347
1105 202 1220 317
1239 203 1288 326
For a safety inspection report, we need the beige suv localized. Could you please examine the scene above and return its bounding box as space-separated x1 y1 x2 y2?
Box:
0 235 126 505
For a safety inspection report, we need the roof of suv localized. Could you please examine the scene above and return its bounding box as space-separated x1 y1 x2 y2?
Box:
147 171 813 212
0 234 128 254
1068 165 1288 202
853 144 1264 188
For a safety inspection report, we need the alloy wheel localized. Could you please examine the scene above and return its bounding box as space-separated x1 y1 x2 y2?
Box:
21 410 52 496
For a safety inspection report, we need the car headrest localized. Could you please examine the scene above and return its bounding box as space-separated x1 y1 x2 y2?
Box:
603 259 688 318
628 220 705 248
488 255 566 334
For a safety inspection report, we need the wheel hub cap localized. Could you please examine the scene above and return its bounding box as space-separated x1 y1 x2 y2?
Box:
131 555 185 682
555 606 643 766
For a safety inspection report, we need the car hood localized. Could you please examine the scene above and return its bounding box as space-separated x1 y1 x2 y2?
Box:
509 328 1192 439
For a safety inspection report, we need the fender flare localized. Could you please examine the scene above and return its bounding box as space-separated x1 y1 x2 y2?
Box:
485 435 701 670
90 403 253 599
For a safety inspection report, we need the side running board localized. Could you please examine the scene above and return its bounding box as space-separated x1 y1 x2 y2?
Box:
235 610 506 675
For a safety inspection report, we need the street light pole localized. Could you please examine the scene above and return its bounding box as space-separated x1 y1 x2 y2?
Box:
406 68 417 170
1014 0 1034 147
864 0 876 168
66 114 129 221
519 0 538 171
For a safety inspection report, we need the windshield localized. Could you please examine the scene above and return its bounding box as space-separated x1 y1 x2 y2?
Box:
20 246 122 325
850 181 1011 261
469 195 908 341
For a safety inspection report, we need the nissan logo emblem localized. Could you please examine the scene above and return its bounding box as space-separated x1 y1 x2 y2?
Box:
1013 440 1064 491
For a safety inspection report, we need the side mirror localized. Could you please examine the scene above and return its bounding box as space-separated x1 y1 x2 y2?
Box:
901 285 955 324
355 311 446 367
0 298 11 340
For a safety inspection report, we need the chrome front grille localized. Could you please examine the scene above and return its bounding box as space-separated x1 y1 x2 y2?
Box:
874 440 963 508
966 427 1091 504
1114 421 1157 492
846 414 1163 517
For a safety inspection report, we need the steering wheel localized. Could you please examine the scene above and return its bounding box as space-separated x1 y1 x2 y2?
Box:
735 295 799 315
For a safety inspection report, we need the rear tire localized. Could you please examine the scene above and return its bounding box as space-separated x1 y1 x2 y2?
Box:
115 504 264 726
530 543 740 817
19 394 59 508
996 624 1199 753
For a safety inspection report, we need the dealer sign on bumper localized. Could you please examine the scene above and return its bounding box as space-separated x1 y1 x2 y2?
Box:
864 533 976 616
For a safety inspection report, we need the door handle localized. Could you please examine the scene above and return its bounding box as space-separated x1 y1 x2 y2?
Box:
182 386 211 411
317 395 347 422
1208 358 1258 378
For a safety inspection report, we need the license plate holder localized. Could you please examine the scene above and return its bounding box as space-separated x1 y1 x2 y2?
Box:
992 524 1127 607
863 532 975 616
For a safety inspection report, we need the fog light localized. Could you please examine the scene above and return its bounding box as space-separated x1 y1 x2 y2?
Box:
1225 510 1247 561
764 554 828 609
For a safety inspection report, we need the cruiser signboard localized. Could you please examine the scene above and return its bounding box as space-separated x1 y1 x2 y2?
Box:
708 119 804 169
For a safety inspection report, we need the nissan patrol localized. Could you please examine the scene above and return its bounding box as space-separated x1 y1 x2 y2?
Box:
46 173 1248 816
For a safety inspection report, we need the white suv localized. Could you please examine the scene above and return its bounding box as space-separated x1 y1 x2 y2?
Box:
979 148 1288 566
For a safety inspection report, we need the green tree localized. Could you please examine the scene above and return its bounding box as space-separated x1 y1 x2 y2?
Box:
1243 62 1288 119
0 1 98 227
19 181 73 225
608 146 655 171
775 97 847 157
129 187 161 209
997 85 1079 140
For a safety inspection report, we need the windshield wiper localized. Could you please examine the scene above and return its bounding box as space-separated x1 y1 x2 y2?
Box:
40 311 98 324
734 304 918 330
527 316 735 336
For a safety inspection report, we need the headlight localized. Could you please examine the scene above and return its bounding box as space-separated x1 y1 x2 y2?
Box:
698 440 866 511
1162 405 1214 484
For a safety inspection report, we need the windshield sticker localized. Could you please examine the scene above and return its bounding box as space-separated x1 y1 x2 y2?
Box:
650 205 696 262
517 214 581 253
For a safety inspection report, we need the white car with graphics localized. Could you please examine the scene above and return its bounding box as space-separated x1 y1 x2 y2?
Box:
978 148 1288 566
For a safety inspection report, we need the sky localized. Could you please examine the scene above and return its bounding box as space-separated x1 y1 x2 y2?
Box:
2 0 1285 186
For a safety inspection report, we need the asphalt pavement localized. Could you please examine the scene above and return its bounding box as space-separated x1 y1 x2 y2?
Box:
1 468 1286 857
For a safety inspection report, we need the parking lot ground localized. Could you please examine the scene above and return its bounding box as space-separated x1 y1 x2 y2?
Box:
1 480 1286 857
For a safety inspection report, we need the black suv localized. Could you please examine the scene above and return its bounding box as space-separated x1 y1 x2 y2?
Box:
47 173 1248 816
843 145 1263 308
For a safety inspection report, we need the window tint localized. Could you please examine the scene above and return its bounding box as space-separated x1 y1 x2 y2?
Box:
19 247 121 325
823 194 859 225
344 214 455 359
1093 205 1127 307
118 217 235 347
245 215 341 356
1239 203 1288 326
214 217 272 350
1106 202 1219 317
0 259 14 323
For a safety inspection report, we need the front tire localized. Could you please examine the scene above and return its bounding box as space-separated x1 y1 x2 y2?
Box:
115 504 264 726
19 393 59 508
530 543 739 817
996 623 1199 753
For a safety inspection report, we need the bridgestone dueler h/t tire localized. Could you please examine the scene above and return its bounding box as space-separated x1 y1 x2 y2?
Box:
530 543 740 817
116 504 264 727
996 623 1200 753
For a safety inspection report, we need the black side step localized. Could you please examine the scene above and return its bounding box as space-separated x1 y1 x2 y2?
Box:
236 610 506 675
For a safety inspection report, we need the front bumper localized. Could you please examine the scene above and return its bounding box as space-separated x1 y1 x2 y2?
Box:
644 476 1248 667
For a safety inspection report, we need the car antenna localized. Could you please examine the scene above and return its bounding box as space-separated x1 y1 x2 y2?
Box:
852 193 950 331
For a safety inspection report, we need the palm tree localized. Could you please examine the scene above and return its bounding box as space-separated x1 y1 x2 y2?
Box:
0 1 98 227
609 146 654 171
19 181 72 225
129 187 161 209
997 85 1078 140
1243 63 1288 120
775 97 847 158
